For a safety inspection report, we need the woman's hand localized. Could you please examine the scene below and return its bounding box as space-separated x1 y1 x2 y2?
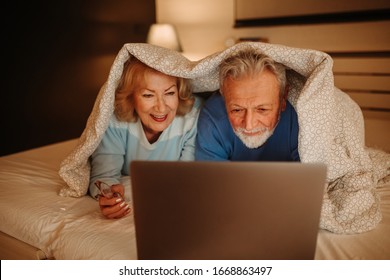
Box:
98 184 131 219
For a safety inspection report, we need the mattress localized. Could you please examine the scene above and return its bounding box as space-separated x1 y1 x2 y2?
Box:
0 139 389 259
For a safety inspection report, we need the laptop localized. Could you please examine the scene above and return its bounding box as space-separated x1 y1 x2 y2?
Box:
130 161 326 260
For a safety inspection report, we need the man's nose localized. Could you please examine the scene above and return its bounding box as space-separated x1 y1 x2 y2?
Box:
244 110 255 131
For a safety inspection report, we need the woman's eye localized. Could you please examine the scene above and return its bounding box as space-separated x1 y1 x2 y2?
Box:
142 93 153 98
165 91 176 96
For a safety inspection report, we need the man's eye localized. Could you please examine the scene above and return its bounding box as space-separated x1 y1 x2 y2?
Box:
257 108 268 113
231 109 243 114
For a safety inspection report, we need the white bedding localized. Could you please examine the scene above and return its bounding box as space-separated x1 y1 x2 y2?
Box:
0 139 389 259
0 139 136 260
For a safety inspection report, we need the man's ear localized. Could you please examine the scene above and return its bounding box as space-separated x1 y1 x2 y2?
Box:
281 85 289 111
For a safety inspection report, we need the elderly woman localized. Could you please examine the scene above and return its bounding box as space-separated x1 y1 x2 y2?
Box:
89 57 201 219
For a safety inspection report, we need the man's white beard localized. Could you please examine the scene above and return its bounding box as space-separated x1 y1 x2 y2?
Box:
234 126 275 149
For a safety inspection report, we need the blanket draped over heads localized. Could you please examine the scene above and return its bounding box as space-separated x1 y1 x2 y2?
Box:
59 42 390 234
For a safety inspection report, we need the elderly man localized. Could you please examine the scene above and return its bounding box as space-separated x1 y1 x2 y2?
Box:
195 48 300 161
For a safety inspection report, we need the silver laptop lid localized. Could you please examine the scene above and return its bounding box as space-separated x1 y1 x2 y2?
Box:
130 161 326 260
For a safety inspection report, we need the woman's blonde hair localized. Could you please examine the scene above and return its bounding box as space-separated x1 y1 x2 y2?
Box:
114 57 194 122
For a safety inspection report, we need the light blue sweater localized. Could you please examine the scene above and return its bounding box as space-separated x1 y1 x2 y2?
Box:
89 97 202 198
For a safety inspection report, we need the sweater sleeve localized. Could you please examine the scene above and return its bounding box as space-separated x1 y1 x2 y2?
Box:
179 118 197 161
89 122 126 198
179 96 202 161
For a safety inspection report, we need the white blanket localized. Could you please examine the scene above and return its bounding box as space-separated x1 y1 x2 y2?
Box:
59 42 390 234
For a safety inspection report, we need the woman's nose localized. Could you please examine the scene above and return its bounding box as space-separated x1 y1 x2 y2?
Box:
155 96 167 112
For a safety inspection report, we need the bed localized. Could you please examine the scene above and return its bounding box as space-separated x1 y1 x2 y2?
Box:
1 42 389 260
0 139 137 260
0 138 389 260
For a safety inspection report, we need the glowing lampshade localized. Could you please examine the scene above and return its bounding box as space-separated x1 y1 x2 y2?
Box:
147 23 182 51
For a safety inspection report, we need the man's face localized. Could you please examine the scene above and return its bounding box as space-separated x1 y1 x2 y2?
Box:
223 70 285 149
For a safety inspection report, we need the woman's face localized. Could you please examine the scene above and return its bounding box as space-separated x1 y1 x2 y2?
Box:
133 70 179 143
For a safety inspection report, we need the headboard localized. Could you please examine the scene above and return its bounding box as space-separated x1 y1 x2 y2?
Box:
331 51 390 151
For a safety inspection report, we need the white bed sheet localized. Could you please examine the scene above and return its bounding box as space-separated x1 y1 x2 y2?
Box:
0 139 389 259
0 139 137 260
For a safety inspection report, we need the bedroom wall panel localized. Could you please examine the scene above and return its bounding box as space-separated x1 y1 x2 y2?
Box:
334 76 389 92
235 0 390 21
3 0 156 156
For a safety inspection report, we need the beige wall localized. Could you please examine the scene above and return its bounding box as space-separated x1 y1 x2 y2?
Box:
156 0 390 59
156 0 233 58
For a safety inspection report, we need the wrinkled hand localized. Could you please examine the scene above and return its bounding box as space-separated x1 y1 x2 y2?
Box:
98 184 131 219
